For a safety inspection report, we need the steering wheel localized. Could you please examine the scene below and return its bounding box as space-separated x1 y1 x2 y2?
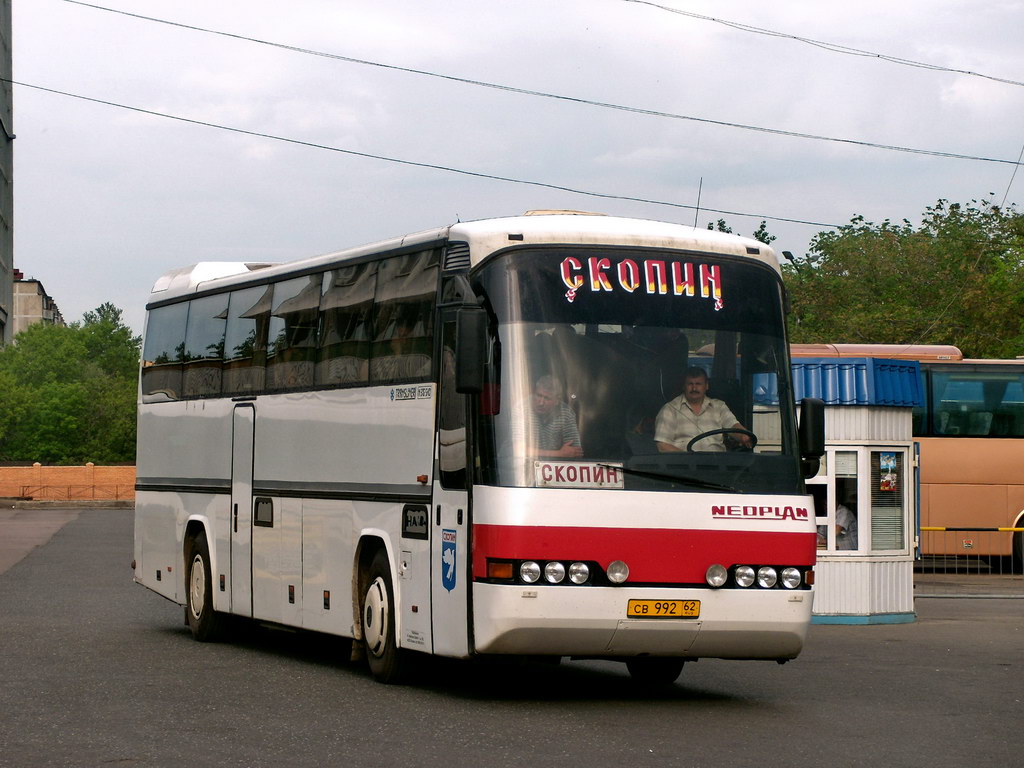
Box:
686 428 758 453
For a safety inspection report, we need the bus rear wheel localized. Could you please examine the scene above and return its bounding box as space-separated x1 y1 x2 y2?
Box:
185 530 226 642
362 550 406 684
625 657 684 685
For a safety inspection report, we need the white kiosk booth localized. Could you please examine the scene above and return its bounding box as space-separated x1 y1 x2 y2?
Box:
792 357 921 624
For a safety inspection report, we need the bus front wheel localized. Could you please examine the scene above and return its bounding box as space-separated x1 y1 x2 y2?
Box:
362 550 405 683
185 530 226 642
625 657 684 685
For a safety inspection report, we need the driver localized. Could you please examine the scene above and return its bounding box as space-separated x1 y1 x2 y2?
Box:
654 367 751 453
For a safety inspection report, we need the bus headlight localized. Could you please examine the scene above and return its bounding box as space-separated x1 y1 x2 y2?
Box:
705 563 728 588
781 567 802 589
757 566 778 589
544 562 566 583
520 561 541 584
568 562 590 584
607 560 629 584
735 565 756 588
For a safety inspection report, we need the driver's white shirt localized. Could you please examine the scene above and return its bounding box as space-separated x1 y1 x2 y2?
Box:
654 395 739 452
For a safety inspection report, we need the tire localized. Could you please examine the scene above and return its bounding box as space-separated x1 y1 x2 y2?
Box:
185 530 226 642
362 549 406 683
625 657 684 685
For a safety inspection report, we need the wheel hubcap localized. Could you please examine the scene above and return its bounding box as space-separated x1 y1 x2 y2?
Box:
363 577 389 657
189 554 206 619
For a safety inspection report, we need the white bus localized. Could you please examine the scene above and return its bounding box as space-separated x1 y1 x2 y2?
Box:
134 211 824 684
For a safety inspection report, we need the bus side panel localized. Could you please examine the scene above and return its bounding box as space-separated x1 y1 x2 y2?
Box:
136 400 233 487
134 491 226 608
134 490 180 604
251 388 435 494
301 497 356 636
251 388 436 641
918 437 1024 556
252 496 303 626
136 399 233 609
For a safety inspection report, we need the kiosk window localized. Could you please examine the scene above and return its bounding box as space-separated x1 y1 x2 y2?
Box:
871 451 905 550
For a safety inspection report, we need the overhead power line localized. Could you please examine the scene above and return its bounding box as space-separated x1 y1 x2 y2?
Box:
5 77 841 230
1001 141 1024 209
62 0 1023 168
623 0 1024 89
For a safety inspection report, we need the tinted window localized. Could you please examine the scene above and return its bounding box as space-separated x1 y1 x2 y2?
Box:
142 302 188 399
223 285 272 396
438 316 467 488
929 366 1024 437
318 263 376 386
266 275 321 391
369 250 440 384
182 293 228 397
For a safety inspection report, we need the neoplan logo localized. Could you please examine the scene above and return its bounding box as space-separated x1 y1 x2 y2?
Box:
711 505 810 521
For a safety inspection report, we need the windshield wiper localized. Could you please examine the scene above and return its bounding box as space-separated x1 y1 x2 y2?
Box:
597 464 738 493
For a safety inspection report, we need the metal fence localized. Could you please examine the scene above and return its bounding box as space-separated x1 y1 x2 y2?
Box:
18 484 135 501
915 527 1024 598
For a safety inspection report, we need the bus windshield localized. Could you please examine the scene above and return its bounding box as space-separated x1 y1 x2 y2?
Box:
471 246 802 493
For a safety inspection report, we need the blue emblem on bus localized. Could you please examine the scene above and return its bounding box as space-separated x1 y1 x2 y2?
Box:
441 529 457 592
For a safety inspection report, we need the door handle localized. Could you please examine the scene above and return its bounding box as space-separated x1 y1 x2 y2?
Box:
233 503 238 533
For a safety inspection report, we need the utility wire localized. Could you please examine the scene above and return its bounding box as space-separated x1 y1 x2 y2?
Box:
623 0 1024 89
61 0 1023 168
5 77 841 230
1001 141 1024 209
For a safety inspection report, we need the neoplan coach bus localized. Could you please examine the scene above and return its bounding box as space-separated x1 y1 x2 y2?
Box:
134 212 825 684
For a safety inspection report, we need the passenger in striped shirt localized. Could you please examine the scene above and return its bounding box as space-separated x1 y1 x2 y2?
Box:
524 374 583 459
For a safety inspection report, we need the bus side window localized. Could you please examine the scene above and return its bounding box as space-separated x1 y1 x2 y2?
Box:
439 318 467 488
266 275 321 392
223 285 272 396
141 302 188 400
318 263 376 386
182 293 228 398
370 250 440 385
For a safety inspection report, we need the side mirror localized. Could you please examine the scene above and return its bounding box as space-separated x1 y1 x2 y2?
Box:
455 305 487 394
798 397 825 479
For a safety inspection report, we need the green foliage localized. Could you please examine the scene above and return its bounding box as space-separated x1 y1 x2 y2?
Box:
706 219 776 245
0 304 140 463
782 199 1024 358
752 220 776 246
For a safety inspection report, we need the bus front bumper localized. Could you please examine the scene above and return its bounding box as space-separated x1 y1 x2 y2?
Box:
471 582 813 660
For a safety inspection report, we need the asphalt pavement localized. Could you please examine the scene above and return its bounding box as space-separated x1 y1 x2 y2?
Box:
0 507 1021 767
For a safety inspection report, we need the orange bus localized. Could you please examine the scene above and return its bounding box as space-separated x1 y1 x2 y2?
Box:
792 344 1024 569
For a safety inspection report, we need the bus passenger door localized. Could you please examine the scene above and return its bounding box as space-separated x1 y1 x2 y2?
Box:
430 317 471 657
230 404 255 617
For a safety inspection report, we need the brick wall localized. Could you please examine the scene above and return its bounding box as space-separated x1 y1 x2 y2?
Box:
0 464 135 500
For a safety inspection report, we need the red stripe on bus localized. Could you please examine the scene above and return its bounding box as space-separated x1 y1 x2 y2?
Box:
472 524 817 583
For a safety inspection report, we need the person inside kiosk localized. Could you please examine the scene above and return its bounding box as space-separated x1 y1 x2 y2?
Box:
817 479 859 551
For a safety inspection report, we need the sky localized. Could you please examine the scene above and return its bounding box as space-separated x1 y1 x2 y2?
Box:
12 0 1024 334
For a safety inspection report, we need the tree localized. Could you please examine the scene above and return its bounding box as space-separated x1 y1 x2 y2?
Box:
706 219 776 245
752 220 776 246
782 199 1024 358
0 305 140 463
